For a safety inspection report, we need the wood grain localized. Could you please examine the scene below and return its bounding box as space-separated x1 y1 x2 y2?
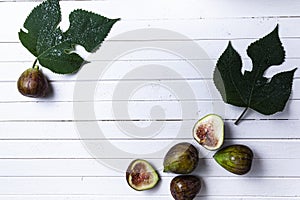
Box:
0 0 299 198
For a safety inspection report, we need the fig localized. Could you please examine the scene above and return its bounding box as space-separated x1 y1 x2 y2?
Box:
193 114 224 150
213 144 253 175
17 66 48 98
170 175 201 200
163 142 199 174
126 159 159 191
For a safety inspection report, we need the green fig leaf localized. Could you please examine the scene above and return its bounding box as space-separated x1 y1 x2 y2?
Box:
213 25 297 125
19 0 120 74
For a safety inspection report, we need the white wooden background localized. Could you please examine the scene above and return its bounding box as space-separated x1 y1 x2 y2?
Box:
0 0 300 199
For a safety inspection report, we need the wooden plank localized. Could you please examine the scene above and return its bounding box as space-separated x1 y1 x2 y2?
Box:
0 196 296 200
0 58 299 82
1 1 300 23
1 39 300 62
1 79 300 102
0 80 223 102
0 120 299 139
0 100 298 121
2 16 300 42
0 139 298 159
0 158 297 177
0 176 298 196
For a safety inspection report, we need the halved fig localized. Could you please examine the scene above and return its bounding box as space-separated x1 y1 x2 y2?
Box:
193 114 224 150
126 159 159 191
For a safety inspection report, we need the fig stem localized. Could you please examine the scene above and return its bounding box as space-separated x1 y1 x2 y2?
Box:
234 107 248 125
31 59 38 69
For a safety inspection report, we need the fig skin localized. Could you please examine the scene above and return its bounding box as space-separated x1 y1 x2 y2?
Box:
163 142 199 174
17 67 48 98
213 144 253 175
170 175 201 200
126 159 159 191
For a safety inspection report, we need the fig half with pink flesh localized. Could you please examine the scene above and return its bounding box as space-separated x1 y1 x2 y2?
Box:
126 159 159 191
193 114 224 150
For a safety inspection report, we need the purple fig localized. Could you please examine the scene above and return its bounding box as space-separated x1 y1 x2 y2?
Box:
17 67 48 98
163 142 199 174
170 175 201 200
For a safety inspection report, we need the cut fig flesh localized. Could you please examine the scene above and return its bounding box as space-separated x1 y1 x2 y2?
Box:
193 114 224 150
126 159 159 191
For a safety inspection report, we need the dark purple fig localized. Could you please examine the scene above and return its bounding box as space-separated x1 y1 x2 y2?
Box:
170 175 201 200
213 144 253 175
163 142 199 174
17 67 48 98
126 159 159 191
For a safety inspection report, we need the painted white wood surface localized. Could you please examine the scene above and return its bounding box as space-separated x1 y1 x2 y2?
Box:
0 0 300 199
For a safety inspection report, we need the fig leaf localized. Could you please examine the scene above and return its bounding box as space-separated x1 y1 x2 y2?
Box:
19 0 120 74
213 25 297 125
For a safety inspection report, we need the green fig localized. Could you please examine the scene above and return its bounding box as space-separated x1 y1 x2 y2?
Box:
193 114 224 150
126 159 159 191
213 144 253 175
163 142 199 174
17 66 48 98
170 175 201 200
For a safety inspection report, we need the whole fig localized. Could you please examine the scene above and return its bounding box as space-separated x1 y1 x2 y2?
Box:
163 142 199 174
213 144 253 175
170 175 201 200
17 66 48 98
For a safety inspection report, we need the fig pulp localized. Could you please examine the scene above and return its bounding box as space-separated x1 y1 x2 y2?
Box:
213 144 253 175
17 67 48 98
163 142 199 174
193 114 224 150
126 159 159 191
170 175 201 200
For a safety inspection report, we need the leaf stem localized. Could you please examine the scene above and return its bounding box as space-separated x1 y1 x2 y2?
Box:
32 59 38 69
234 107 249 125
